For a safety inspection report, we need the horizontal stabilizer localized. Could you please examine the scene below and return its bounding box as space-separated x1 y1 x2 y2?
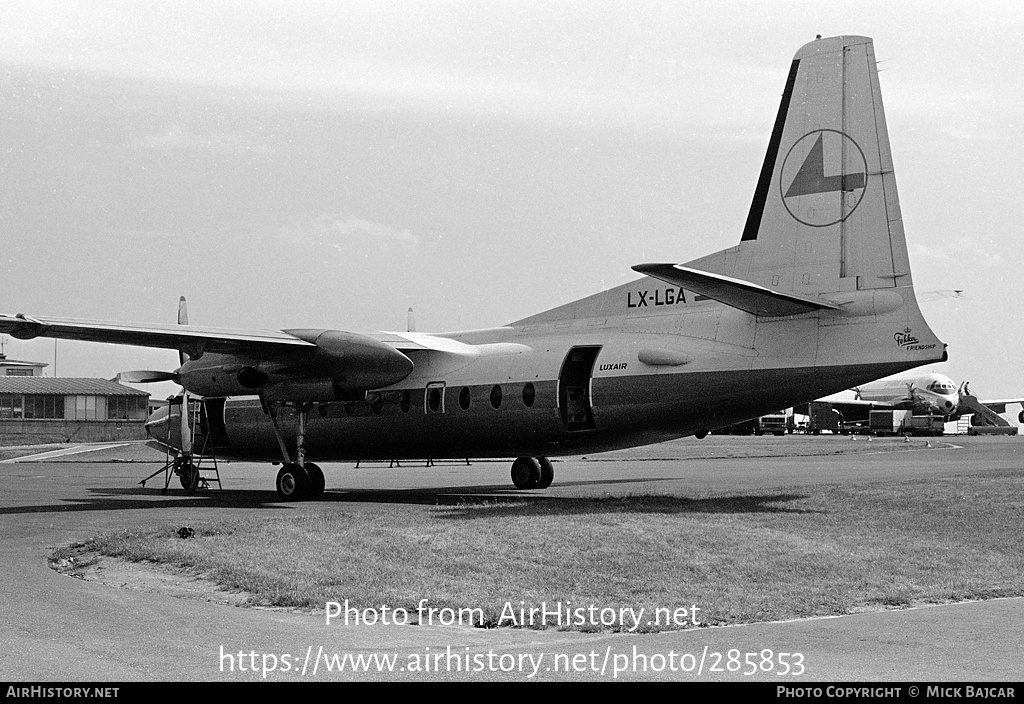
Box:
631 264 841 317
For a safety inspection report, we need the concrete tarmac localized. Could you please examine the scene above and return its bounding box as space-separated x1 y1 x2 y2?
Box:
1 435 1021 682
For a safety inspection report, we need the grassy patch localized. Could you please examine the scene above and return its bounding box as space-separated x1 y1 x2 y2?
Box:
59 471 1024 631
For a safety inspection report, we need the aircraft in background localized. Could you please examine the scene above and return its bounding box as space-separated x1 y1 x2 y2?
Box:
823 372 1024 426
855 373 962 416
0 35 948 500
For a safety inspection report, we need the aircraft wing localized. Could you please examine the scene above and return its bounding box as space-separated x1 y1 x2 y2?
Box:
0 313 479 358
794 398 891 412
977 399 1024 413
0 312 317 357
792 398 897 424
632 264 842 317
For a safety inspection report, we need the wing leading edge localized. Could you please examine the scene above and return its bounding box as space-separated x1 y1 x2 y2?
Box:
0 313 315 358
0 312 476 361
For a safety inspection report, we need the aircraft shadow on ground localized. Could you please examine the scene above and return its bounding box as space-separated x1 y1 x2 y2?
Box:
0 481 817 517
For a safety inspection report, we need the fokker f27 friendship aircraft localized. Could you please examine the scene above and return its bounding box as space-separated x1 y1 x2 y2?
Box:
0 36 947 500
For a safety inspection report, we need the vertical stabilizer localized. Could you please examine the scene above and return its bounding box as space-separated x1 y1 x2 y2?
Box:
693 36 910 297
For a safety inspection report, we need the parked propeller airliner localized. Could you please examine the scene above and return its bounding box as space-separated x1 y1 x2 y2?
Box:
0 36 948 500
840 373 1024 424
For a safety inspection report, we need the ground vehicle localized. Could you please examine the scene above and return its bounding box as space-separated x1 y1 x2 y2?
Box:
715 412 789 436
869 410 944 436
755 413 788 436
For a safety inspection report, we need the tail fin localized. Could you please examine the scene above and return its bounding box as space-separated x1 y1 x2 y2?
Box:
690 36 910 296
517 33 945 375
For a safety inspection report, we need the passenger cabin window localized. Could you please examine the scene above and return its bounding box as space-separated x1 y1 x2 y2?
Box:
490 385 502 409
522 383 536 408
459 387 471 410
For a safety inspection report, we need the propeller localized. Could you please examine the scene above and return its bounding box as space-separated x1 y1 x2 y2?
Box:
175 297 193 460
115 296 193 462
115 370 179 384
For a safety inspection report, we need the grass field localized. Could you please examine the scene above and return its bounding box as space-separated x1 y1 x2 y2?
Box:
53 466 1024 632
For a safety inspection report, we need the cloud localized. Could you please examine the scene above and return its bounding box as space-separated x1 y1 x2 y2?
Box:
278 215 419 254
910 241 1004 271
126 124 269 155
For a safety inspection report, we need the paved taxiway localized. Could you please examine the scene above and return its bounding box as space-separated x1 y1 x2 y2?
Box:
1 436 1022 681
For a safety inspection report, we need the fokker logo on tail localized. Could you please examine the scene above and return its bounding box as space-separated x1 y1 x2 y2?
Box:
781 129 868 227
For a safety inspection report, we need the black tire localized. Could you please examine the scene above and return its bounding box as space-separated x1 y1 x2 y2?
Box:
276 463 311 501
177 462 199 492
305 463 325 500
510 457 541 489
537 457 554 489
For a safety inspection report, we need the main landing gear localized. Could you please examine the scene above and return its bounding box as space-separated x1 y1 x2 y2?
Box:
266 401 325 501
510 456 554 489
275 462 325 501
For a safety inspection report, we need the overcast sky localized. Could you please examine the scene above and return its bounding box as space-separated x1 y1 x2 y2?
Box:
1 1 1022 404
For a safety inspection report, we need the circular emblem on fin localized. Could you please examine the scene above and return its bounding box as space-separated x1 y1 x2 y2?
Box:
779 129 868 227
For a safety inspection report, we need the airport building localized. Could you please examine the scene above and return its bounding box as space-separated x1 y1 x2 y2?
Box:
0 356 150 444
0 355 47 377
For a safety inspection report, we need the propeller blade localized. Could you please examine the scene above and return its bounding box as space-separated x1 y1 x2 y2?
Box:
177 296 189 366
174 296 193 456
179 391 192 455
116 370 180 384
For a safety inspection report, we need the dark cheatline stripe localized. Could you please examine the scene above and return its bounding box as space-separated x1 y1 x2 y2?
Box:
740 58 800 242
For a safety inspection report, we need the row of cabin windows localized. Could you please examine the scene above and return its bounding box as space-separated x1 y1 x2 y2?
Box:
0 394 148 420
442 383 535 413
341 383 539 417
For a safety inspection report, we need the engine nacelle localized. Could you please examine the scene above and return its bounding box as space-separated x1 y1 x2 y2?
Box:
177 330 413 400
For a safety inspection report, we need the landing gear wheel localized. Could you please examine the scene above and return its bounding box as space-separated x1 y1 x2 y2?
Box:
276 463 311 501
176 461 199 492
511 457 541 489
305 463 325 500
537 457 554 489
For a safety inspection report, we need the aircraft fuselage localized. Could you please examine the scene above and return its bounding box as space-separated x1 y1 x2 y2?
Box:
150 311 936 462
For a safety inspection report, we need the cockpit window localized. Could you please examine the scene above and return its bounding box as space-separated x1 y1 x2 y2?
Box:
928 382 956 395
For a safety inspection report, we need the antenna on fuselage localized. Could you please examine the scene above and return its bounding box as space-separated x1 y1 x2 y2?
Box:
407 307 416 333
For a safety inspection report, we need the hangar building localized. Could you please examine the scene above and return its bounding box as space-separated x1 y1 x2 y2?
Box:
0 356 150 444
